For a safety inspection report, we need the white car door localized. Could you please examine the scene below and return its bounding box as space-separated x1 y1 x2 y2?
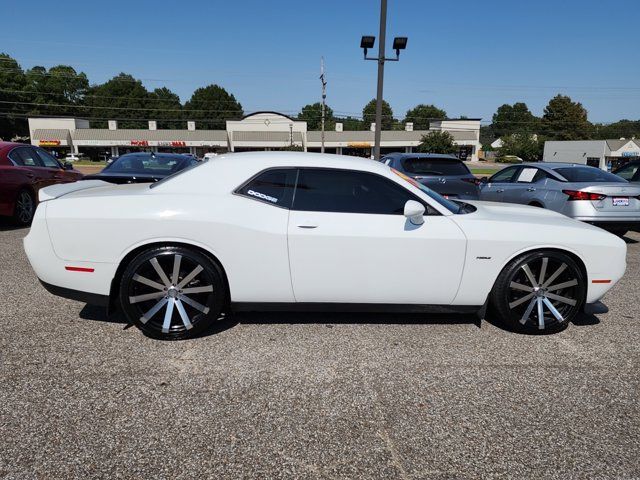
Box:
287 168 467 305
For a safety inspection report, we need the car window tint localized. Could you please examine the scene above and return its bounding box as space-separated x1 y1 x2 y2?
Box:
555 167 626 183
402 158 469 176
615 164 639 181
489 166 519 183
35 148 61 168
293 168 423 215
236 168 296 208
11 147 42 167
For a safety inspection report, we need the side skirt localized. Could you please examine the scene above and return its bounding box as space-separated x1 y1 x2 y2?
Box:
231 302 482 314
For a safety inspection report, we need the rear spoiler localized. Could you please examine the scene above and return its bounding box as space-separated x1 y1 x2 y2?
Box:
39 180 111 202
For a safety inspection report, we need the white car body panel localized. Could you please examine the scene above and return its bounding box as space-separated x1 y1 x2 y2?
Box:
287 210 466 303
24 152 626 310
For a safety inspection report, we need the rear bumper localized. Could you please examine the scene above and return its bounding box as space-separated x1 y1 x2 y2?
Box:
574 218 640 230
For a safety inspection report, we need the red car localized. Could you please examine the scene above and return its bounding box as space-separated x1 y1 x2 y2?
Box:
0 142 83 226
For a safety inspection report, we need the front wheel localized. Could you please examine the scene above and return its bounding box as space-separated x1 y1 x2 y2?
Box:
490 251 586 333
13 189 35 226
119 246 226 340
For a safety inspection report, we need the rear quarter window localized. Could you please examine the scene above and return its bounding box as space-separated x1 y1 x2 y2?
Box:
555 167 626 183
235 168 297 208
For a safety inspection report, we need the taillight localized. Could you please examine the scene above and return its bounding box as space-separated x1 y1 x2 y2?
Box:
462 177 481 186
562 190 606 201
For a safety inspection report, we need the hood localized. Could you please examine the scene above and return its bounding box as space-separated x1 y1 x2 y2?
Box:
458 200 603 231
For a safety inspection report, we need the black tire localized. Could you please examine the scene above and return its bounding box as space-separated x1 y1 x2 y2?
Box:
490 250 586 333
119 246 226 340
12 189 35 226
528 202 543 208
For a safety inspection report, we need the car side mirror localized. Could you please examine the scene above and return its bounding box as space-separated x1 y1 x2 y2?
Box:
480 176 488 184
63 162 74 170
404 200 425 225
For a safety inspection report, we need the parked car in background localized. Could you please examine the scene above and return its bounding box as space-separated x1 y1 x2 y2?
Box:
613 160 640 182
83 152 198 184
381 153 480 200
0 142 83 225
479 162 640 236
24 152 626 339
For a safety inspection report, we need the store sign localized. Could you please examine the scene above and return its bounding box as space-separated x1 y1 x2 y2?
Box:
347 142 371 148
39 139 61 146
622 152 640 157
130 140 149 147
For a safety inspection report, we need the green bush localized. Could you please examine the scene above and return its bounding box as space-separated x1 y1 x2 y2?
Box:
496 155 523 164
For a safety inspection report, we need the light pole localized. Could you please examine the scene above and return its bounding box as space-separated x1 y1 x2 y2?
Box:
361 0 407 160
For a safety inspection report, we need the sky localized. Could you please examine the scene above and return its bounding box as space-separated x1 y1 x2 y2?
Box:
2 0 639 124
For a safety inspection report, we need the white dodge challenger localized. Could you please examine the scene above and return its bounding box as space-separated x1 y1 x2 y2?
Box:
24 152 626 339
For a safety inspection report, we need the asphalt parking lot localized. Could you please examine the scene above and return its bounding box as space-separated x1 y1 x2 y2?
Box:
1 224 639 479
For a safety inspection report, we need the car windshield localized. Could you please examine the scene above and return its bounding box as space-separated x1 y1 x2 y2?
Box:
554 166 627 183
391 168 461 213
402 158 469 176
104 155 187 175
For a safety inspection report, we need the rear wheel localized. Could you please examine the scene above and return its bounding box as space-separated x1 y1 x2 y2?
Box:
490 251 586 333
119 246 226 340
13 189 35 226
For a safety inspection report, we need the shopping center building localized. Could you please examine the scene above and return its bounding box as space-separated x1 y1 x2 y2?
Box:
28 112 482 161
543 139 640 170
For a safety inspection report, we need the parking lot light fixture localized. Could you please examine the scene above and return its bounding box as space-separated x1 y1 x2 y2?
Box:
360 36 376 58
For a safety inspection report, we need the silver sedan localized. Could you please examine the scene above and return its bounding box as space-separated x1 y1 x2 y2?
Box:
479 162 640 235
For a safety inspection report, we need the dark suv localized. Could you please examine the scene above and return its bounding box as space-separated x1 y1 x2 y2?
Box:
381 153 480 200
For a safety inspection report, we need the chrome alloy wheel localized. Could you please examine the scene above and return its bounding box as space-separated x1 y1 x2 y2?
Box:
123 250 219 338
15 190 34 225
507 255 582 330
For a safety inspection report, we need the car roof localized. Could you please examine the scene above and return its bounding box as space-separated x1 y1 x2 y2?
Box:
118 152 187 159
526 162 596 170
208 151 390 172
383 152 460 160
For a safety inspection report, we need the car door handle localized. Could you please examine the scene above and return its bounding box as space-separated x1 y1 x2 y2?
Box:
297 224 318 229
496 189 505 193
527 187 536 192
25 172 34 178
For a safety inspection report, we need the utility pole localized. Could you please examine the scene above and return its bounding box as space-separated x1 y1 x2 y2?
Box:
373 0 387 161
320 57 327 154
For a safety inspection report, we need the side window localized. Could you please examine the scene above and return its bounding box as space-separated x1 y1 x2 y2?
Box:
34 148 61 168
9 147 42 167
293 168 425 215
515 167 542 183
489 166 519 183
616 164 639 181
236 168 297 208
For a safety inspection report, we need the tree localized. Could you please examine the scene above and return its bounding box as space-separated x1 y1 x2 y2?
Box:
498 134 542 162
23 65 89 117
491 102 540 138
85 73 151 128
0 53 27 139
149 87 182 129
592 120 640 140
184 84 242 129
340 116 363 131
404 104 446 130
298 102 334 131
417 130 458 154
362 98 394 130
542 94 592 140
